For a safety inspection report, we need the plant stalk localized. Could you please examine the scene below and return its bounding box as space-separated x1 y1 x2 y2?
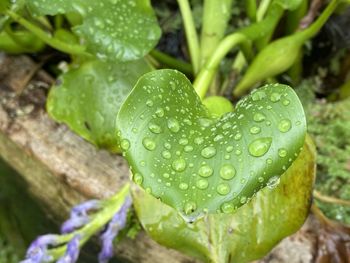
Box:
177 0 200 74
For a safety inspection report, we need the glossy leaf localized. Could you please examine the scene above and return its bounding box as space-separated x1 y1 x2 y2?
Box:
117 69 306 218
47 59 151 152
132 136 316 263
26 0 161 61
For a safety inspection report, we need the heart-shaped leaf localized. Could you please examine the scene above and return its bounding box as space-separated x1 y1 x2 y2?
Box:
117 69 306 218
26 0 161 61
132 136 316 263
47 59 151 152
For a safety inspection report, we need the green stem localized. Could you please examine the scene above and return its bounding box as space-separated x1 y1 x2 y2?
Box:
245 0 257 22
193 33 252 99
50 183 130 259
256 0 271 22
200 0 234 67
298 0 340 40
177 0 200 74
150 49 193 75
6 10 89 56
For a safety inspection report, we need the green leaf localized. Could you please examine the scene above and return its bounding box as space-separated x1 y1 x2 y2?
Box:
202 96 234 117
26 0 161 61
117 69 306 218
132 136 316 263
47 59 151 152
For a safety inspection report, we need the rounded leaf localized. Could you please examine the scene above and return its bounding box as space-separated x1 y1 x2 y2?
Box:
117 69 306 218
132 136 316 263
47 59 151 152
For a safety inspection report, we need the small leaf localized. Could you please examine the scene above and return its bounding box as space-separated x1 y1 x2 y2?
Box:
26 0 161 61
202 96 234 117
132 137 316 263
117 69 306 218
47 59 151 152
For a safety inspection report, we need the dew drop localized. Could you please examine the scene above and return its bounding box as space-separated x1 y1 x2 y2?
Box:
179 182 189 190
221 202 235 213
220 164 236 180
163 173 170 179
267 176 280 189
184 145 194 152
179 138 189 145
142 137 156 151
240 196 247 204
120 139 130 151
172 158 187 172
155 107 164 117
222 122 232 130
201 146 217 158
226 146 234 153
253 112 266 122
162 150 171 159
270 93 281 102
149 122 162 134
194 137 204 145
278 148 287 158
248 137 272 157
251 90 266 101
184 201 197 215
133 173 143 185
266 158 273 164
278 119 291 133
282 99 290 106
234 133 242 141
250 126 261 134
167 118 180 133
217 183 231 195
196 179 209 189
198 165 213 177
146 99 154 107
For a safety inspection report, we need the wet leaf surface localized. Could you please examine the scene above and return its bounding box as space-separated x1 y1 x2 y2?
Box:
27 0 161 61
132 137 316 263
47 59 151 152
118 69 307 218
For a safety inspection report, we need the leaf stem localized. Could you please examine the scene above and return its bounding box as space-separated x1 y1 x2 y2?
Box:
177 0 200 74
49 183 131 259
256 0 271 22
245 0 257 22
298 0 340 40
199 0 234 67
150 49 193 75
314 190 350 207
193 33 252 99
6 10 89 56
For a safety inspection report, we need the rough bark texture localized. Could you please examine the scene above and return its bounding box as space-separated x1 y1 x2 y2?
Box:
0 54 349 263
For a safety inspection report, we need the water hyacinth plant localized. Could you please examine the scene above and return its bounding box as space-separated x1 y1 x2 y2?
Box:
1 0 349 262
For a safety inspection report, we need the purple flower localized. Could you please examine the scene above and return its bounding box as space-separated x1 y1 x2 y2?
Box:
20 234 59 263
71 200 101 218
98 197 132 263
61 200 101 234
61 215 90 234
57 235 81 263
